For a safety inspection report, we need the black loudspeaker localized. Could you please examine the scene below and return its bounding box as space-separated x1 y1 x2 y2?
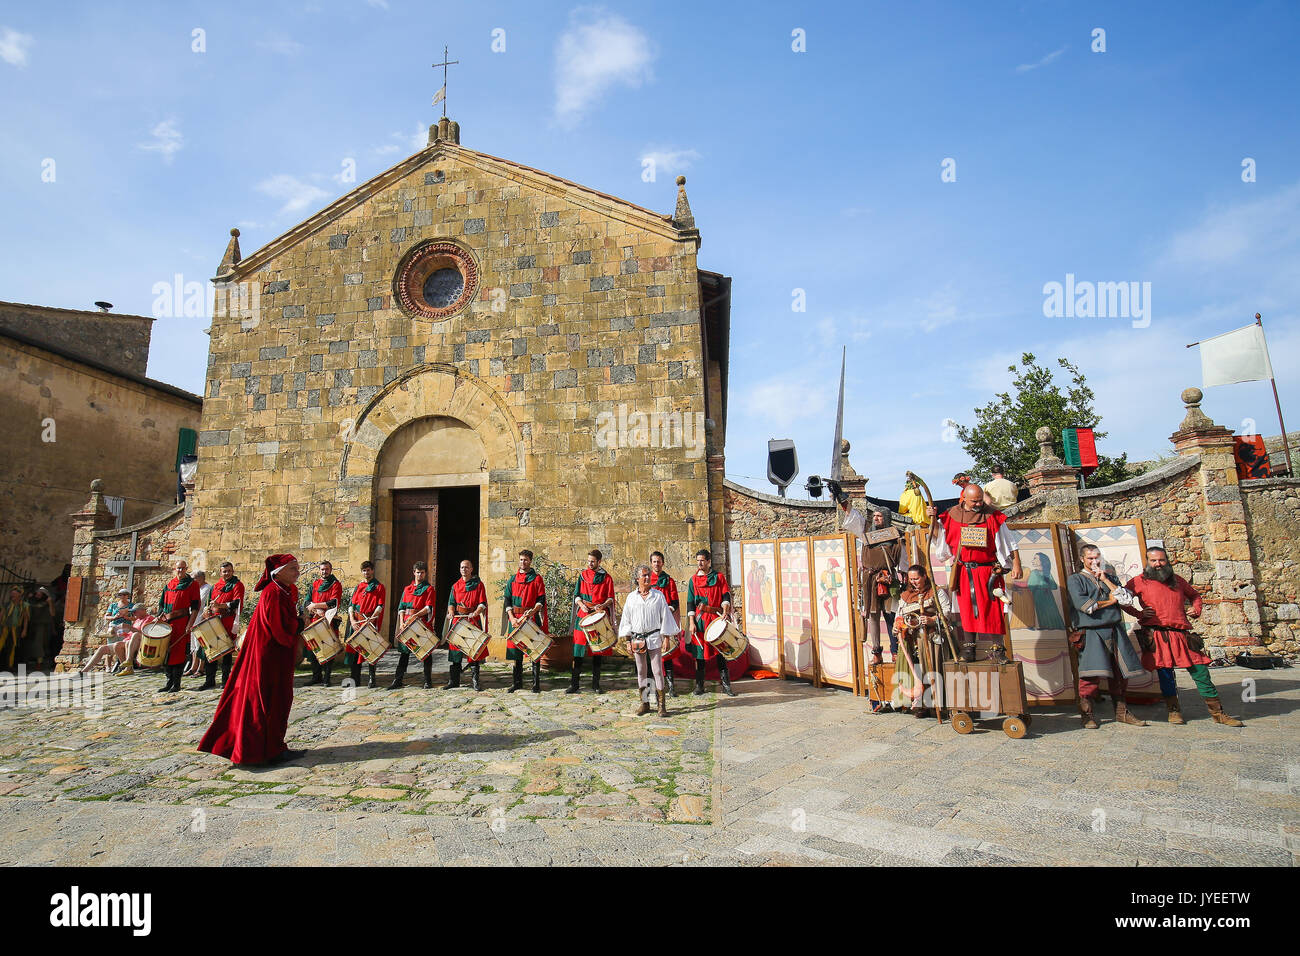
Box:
767 439 798 496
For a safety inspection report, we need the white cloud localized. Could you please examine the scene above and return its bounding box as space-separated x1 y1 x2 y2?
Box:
1016 46 1067 73
363 0 389 9
555 8 654 126
256 174 330 217
0 27 33 67
137 119 184 163
641 147 700 177
1158 181 1300 271
256 37 304 56
742 379 832 432
407 122 428 152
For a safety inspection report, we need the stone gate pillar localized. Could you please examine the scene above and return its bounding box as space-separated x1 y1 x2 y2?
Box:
56 480 117 671
1023 427 1081 521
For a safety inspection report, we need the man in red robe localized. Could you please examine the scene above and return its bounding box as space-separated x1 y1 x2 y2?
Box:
444 558 488 691
686 548 736 697
157 558 202 693
390 561 435 689
198 561 244 690
503 549 547 694
650 550 683 696
929 484 1022 663
569 548 616 694
198 554 304 766
1124 547 1243 726
304 560 343 687
344 560 385 689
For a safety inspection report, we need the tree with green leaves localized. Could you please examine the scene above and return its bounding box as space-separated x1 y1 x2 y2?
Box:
954 353 1136 488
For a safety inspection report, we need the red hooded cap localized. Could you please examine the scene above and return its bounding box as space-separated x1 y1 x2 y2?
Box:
254 553 297 592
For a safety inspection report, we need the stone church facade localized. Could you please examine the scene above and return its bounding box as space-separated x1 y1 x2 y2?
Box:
189 118 730 631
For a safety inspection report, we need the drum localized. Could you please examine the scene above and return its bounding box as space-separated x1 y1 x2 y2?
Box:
347 621 389 664
302 610 344 663
578 610 618 653
660 631 680 659
510 618 553 662
704 616 749 662
192 615 235 661
140 621 172 668
396 615 438 661
448 617 490 660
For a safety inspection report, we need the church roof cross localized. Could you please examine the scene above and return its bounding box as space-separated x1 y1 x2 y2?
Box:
431 45 459 119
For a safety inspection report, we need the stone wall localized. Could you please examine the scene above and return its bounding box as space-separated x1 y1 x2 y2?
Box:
1241 478 1300 651
723 479 838 541
189 137 715 613
0 335 202 582
0 302 153 378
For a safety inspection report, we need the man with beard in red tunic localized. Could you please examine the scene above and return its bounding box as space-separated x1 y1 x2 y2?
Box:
157 559 203 693
198 554 304 766
686 548 735 697
304 560 344 687
198 561 244 690
569 549 616 694
650 550 683 697
344 560 385 689
503 549 547 694
444 558 488 691
929 484 1022 663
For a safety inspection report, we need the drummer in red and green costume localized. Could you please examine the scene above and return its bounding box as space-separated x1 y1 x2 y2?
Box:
389 561 435 690
444 558 488 692
568 549 615 695
304 561 344 687
686 548 736 697
157 559 203 693
199 561 244 690
503 549 547 694
651 550 684 697
344 560 384 689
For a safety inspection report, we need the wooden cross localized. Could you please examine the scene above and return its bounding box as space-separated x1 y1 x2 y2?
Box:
431 45 458 119
104 531 161 597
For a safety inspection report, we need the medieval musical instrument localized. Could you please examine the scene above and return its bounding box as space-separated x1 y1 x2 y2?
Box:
300 607 344 663
508 617 552 662
395 614 438 661
448 616 490 660
660 631 679 659
346 620 389 664
192 614 235 661
578 609 618 653
139 621 172 668
704 616 749 662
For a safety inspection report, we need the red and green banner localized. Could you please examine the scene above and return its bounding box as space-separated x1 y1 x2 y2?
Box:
1061 427 1098 475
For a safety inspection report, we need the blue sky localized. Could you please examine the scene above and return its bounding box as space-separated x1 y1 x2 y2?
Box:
3 0 1298 498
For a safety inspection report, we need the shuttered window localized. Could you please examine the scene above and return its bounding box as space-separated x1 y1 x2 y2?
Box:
175 427 198 471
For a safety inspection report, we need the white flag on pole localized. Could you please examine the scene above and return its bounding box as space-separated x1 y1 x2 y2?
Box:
432 86 446 106
1199 322 1274 387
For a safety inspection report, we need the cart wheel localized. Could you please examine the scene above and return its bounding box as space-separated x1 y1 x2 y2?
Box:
1022 713 1033 728
1003 716 1028 739
951 711 974 735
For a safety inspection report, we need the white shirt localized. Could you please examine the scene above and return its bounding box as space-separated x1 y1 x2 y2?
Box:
618 588 681 650
934 520 1017 567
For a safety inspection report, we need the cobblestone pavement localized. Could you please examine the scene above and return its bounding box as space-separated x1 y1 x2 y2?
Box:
0 658 1296 866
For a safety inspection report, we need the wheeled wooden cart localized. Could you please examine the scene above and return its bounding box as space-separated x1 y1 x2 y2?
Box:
944 660 1032 739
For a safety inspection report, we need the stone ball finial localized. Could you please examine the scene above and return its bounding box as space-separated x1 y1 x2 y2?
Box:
1182 387 1202 406
840 438 850 454
676 175 686 186
230 227 240 237
90 478 103 491
1035 426 1052 443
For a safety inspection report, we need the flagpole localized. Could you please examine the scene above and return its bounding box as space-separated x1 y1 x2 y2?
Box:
1258 313 1294 476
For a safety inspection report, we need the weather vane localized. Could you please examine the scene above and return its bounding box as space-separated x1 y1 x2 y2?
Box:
431 45 458 119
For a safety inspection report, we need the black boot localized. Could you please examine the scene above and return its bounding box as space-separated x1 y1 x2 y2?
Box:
471 662 483 692
717 660 736 697
387 655 408 689
308 654 323 686
592 655 604 694
960 642 977 663
323 661 333 688
161 664 180 693
197 660 217 690
692 658 706 696
507 656 524 693
350 659 362 687
665 665 677 698
565 657 582 694
422 656 434 689
367 664 377 689
531 661 541 694
444 660 462 689
220 655 232 687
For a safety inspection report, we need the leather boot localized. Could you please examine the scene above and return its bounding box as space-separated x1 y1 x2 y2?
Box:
657 688 667 717
591 655 604 694
421 656 434 689
308 655 323 686
1114 697 1147 727
323 662 333 688
472 662 483 692
1079 696 1099 729
350 660 362 687
444 661 462 690
161 664 179 693
636 694 650 716
986 641 1010 665
717 660 736 697
692 658 706 696
221 655 231 686
1164 695 1185 725
960 642 977 663
665 665 677 698
530 661 541 694
367 664 377 688
508 656 524 693
197 660 217 690
1206 697 1244 727
565 657 582 694
387 655 408 689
